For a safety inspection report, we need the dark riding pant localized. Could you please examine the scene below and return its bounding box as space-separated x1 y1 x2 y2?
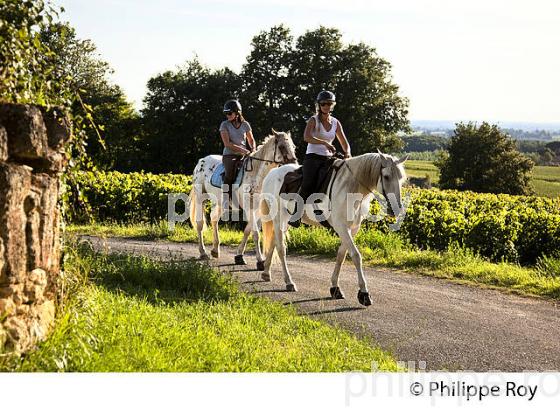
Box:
222 154 243 197
298 153 331 202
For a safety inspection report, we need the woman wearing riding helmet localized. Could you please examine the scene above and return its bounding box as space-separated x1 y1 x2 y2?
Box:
219 99 255 202
298 90 351 203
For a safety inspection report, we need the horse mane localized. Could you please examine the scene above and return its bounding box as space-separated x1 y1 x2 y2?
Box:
254 133 277 153
253 131 296 157
343 153 406 194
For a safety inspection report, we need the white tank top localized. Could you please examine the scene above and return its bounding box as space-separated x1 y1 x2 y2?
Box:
306 115 338 156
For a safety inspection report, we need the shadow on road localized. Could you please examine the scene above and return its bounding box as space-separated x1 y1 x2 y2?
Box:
307 306 365 316
285 297 332 305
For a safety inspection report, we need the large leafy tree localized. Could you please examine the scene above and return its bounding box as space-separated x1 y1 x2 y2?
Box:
437 122 534 195
39 22 140 171
240 25 293 137
241 26 410 158
140 25 410 172
278 26 408 156
142 58 242 173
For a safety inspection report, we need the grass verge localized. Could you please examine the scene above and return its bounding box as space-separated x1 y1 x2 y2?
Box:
69 222 560 300
1 240 397 372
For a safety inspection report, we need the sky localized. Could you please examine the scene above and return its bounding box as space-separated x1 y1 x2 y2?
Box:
56 0 560 123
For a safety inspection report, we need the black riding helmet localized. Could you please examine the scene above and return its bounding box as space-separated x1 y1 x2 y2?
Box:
223 99 242 113
316 90 336 103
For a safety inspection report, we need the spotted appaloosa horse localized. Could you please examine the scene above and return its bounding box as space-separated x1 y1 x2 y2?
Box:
189 130 297 270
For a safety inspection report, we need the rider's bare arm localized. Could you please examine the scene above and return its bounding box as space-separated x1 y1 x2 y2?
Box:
303 118 336 152
246 130 256 152
220 130 250 155
335 121 351 158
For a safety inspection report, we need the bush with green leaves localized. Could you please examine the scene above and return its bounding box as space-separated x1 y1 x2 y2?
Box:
399 188 560 264
436 122 534 195
68 171 192 223
70 170 560 265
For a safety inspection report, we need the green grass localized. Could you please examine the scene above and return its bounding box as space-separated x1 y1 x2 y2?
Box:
1 241 398 372
405 160 560 198
68 222 560 300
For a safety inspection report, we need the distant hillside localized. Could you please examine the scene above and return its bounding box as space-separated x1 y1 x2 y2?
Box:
411 120 560 141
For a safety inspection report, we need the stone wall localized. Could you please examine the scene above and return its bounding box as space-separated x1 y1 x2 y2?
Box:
0 104 71 353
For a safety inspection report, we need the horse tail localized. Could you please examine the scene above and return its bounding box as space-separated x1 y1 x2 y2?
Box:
260 196 277 263
189 164 207 231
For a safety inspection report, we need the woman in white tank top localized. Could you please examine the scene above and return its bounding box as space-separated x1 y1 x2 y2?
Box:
298 90 352 203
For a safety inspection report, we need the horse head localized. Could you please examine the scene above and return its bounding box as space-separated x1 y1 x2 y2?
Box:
376 149 408 216
259 129 297 164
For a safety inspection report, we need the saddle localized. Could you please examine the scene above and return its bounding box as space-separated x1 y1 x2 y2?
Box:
279 155 344 230
210 160 245 188
279 156 343 198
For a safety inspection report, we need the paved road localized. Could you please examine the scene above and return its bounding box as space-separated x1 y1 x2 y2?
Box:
82 235 560 371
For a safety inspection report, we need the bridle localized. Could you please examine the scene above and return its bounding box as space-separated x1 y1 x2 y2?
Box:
244 134 296 171
341 157 391 204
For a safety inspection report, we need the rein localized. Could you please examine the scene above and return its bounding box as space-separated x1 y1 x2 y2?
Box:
244 135 296 172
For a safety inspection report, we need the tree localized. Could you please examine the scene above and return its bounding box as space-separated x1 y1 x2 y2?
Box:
240 25 293 136
437 122 534 195
141 58 242 173
139 25 410 172
0 0 66 105
39 22 140 171
287 27 409 156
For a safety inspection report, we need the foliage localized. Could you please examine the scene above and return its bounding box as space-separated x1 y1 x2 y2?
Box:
68 170 560 265
141 58 242 173
67 170 192 223
139 25 409 172
400 188 560 264
287 28 409 155
39 22 141 171
437 122 534 195
402 134 448 152
241 24 294 135
0 0 65 105
0 1 130 220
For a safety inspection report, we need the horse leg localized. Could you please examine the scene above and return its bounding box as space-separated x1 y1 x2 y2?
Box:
191 188 209 260
196 217 209 260
338 227 371 306
235 223 251 265
330 226 357 299
253 228 265 271
247 210 264 271
210 204 221 258
275 227 297 292
330 243 347 299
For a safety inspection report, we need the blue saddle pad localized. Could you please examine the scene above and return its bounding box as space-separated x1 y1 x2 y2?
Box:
210 162 244 188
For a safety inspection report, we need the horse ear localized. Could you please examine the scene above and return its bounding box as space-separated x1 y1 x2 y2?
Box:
396 154 409 164
376 148 390 167
271 128 279 136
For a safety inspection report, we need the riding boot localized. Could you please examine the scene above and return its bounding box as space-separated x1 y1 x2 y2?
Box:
287 191 302 227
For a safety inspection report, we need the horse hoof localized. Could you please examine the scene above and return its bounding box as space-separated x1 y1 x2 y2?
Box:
286 284 297 292
211 249 219 258
357 290 372 307
256 260 265 271
234 255 247 265
199 254 210 261
261 273 271 282
330 286 345 300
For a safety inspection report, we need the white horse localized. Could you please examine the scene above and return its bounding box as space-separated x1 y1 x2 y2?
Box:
189 130 297 269
259 152 408 306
